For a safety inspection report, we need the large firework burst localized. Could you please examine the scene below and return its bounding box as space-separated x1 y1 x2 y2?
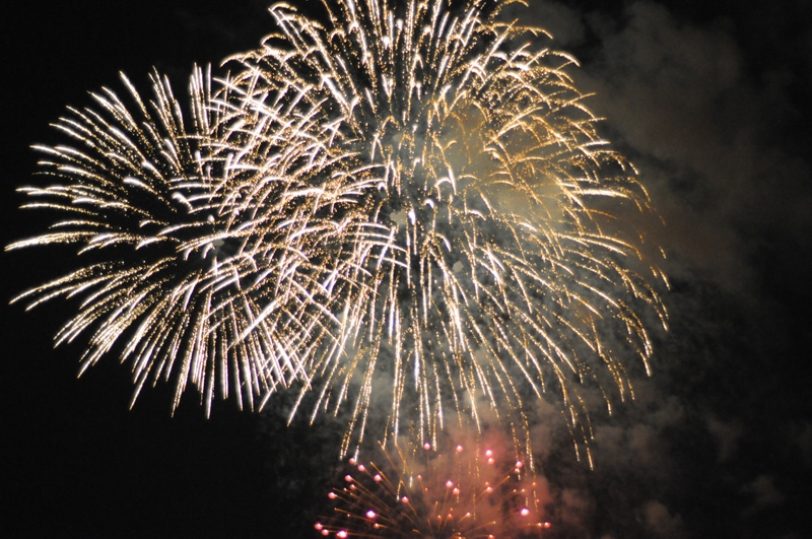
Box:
9 0 668 465
231 0 668 462
7 66 367 413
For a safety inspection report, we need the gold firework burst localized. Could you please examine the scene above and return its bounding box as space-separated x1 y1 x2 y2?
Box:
229 0 668 464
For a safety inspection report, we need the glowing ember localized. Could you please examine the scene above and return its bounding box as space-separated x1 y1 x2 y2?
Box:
316 434 552 537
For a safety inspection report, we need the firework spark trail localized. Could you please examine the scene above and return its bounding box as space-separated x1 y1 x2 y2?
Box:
316 431 552 538
6 66 370 414
230 0 669 464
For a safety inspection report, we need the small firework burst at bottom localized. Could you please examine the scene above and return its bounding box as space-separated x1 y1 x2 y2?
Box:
314 438 552 538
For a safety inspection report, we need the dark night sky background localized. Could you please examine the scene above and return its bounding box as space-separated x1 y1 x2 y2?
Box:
1 1 811 537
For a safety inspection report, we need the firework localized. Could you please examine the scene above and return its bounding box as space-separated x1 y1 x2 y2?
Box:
6 66 365 414
315 434 552 538
9 0 668 462
230 0 668 462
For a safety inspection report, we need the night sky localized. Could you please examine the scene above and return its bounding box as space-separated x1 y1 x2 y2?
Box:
2 1 811 537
